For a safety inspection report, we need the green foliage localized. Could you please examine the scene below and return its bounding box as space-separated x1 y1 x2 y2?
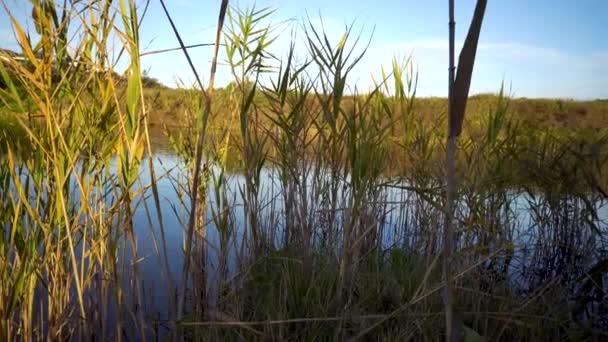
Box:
0 1 606 341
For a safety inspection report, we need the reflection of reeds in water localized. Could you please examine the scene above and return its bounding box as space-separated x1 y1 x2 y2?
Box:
1 0 607 340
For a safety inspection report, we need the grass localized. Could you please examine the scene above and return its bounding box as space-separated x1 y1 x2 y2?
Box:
137 86 608 140
1 1 607 340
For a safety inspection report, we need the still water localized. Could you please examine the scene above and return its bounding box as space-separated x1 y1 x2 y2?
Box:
128 129 607 319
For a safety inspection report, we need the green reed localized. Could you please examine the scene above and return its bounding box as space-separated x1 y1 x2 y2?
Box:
1 1 607 340
0 0 172 339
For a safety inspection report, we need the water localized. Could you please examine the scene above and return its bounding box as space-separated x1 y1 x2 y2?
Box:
5 128 607 336
131 130 608 321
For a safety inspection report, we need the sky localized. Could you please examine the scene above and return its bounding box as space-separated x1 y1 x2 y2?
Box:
1 0 607 99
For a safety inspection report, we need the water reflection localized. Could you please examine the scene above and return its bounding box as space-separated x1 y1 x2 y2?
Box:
132 129 607 326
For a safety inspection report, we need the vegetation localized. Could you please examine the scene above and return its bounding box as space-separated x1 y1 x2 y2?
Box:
0 0 606 340
4 47 608 131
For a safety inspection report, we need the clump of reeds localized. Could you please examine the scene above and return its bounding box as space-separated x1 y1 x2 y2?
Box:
0 0 173 339
1 1 607 340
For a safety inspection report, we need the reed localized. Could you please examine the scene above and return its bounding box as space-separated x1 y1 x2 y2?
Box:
0 1 606 340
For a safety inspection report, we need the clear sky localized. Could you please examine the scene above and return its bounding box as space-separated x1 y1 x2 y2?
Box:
1 0 607 99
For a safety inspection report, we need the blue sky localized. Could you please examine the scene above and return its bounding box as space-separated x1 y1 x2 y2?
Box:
1 0 607 99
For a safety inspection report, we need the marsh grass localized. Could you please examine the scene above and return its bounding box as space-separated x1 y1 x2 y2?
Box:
0 0 173 339
0 1 607 340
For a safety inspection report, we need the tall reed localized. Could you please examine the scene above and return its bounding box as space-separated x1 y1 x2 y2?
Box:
1 1 606 340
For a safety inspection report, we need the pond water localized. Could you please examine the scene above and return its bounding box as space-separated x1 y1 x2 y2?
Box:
8 127 605 335
126 129 608 320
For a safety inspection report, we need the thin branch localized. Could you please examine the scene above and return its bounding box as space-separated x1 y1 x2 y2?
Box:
161 0 230 336
444 0 456 339
139 43 223 57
